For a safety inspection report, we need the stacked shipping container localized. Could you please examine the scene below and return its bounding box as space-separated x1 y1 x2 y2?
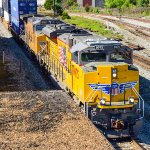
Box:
3 0 11 22
0 0 37 34
83 0 92 6
11 0 37 34
0 0 3 17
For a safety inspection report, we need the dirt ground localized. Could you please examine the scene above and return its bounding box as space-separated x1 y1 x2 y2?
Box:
0 91 113 150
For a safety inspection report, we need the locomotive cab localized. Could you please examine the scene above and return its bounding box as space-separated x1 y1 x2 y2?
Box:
72 42 133 66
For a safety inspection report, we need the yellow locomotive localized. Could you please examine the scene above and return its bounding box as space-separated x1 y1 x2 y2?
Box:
24 16 144 137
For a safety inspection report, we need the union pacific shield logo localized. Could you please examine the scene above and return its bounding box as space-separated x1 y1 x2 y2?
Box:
111 83 119 95
88 81 137 95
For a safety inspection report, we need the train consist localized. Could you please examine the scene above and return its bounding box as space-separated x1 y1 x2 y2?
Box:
0 0 144 138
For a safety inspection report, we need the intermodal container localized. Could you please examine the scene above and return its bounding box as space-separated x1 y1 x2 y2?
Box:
28 0 37 14
4 10 10 22
11 0 37 34
11 16 24 34
11 0 27 19
0 0 3 8
83 0 92 6
3 0 10 12
11 0 37 17
0 8 3 17
0 0 3 17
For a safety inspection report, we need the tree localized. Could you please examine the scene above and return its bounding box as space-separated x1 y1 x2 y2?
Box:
44 0 53 10
63 0 77 9
137 0 149 6
44 0 63 15
85 4 90 12
105 0 149 8
62 12 71 20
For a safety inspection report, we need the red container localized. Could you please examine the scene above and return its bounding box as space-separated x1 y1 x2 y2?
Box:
83 0 92 6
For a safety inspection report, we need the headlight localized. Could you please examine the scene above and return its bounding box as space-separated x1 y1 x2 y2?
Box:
112 68 117 78
100 98 106 105
129 97 134 103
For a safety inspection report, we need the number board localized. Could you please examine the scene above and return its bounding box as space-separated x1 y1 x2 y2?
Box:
114 45 121 49
95 45 104 50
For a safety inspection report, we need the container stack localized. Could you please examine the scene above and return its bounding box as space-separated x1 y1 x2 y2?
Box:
0 0 3 18
11 0 37 35
2 0 10 28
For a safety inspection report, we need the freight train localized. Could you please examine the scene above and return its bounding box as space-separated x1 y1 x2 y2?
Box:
0 0 144 138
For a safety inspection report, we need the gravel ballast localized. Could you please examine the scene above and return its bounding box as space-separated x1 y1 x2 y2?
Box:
0 91 113 150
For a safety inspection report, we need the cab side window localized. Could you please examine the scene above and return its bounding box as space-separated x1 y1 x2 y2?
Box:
73 52 78 64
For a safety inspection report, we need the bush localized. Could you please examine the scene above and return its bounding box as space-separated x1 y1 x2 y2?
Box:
62 12 71 20
85 5 90 12
105 0 149 9
44 0 53 10
92 7 100 13
55 4 63 15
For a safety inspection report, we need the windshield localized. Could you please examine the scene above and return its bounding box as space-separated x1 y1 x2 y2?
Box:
110 51 131 61
81 52 106 62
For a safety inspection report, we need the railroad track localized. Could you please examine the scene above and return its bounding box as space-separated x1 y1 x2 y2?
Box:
101 17 150 40
109 137 145 150
133 53 150 71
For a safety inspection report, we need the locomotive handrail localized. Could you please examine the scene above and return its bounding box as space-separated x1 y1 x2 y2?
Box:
86 88 98 103
132 87 145 119
84 86 101 117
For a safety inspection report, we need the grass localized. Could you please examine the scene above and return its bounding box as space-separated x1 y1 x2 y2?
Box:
69 7 150 18
64 16 123 40
38 6 54 16
37 6 123 40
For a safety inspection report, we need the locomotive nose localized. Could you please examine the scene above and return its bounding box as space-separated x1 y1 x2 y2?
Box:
96 63 139 106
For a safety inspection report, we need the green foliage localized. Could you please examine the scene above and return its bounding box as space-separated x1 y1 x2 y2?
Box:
44 0 53 10
62 0 79 12
64 16 123 40
92 7 100 13
55 4 63 15
85 4 90 12
44 0 63 15
137 0 149 7
63 0 75 8
105 0 149 9
62 12 71 20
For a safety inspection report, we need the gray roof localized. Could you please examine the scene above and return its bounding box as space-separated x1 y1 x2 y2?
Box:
70 42 89 53
27 16 63 26
70 39 121 53
42 23 76 38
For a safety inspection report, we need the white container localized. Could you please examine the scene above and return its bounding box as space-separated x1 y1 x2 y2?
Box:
4 10 10 22
0 0 2 8
37 0 45 6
